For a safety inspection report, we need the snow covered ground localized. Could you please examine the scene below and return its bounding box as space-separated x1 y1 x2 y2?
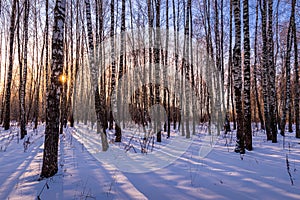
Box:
0 123 299 200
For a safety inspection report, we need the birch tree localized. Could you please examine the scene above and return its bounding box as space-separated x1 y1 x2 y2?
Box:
228 0 237 130
267 0 277 143
3 0 17 130
260 0 271 140
155 0 162 142
280 1 293 137
148 0 154 109
45 0 49 102
253 0 264 130
292 0 299 138
172 0 179 130
115 0 126 142
233 0 245 154
19 0 29 138
164 0 171 137
70 0 81 127
41 0 66 178
85 0 109 151
184 0 192 139
243 0 252 150
109 0 115 131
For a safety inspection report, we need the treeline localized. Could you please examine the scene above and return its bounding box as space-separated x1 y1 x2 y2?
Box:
0 0 299 164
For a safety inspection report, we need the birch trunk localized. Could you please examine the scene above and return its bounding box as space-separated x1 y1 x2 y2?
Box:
85 0 108 151
243 0 252 150
41 0 66 178
233 0 245 154
3 0 17 130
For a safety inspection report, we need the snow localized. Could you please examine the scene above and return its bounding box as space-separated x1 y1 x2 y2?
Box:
0 123 300 200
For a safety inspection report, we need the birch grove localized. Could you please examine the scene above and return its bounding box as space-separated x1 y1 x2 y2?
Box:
0 0 298 178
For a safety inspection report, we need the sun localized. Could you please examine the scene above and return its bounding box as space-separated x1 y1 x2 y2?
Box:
60 74 67 83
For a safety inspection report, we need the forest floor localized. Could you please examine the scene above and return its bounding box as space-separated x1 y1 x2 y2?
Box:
0 123 300 200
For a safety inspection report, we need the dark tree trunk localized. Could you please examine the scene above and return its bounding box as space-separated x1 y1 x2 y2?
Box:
261 0 271 140
163 0 169 133
19 0 29 138
267 0 277 143
147 0 154 109
280 2 294 137
232 0 245 154
228 0 236 130
109 0 115 131
172 0 178 130
45 0 49 121
155 0 162 142
3 0 17 130
243 0 252 150
115 0 126 142
41 0 66 178
292 0 299 138
288 103 293 133
254 0 264 130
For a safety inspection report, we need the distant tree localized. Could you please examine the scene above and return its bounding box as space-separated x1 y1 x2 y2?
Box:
214 0 221 74
164 0 171 138
19 0 29 138
59 1 70 134
163 0 169 134
147 0 154 110
41 0 66 178
109 0 115 131
33 0 44 130
280 1 294 137
3 0 17 130
172 0 179 131
203 0 213 128
227 0 232 113
69 0 80 127
228 0 237 130
292 0 299 138
85 0 109 151
184 0 192 139
100 0 108 131
43 0 50 124
253 0 264 130
115 0 126 142
45 0 49 92
67 0 77 128
155 0 162 142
